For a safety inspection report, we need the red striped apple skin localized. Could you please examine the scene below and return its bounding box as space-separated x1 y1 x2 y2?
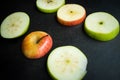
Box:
57 13 86 26
22 31 53 59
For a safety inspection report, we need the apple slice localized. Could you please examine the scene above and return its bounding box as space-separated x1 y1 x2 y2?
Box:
47 46 88 80
57 4 86 26
84 12 119 41
36 0 65 13
0 12 30 39
22 31 53 59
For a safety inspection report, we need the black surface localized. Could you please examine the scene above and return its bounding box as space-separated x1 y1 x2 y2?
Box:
1 0 120 80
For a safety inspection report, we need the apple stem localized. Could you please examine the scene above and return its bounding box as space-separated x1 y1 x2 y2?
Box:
36 35 48 44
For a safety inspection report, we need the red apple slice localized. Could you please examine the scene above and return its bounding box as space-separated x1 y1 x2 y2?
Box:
57 4 86 26
22 31 53 59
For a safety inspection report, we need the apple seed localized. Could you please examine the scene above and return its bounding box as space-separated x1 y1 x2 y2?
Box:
65 59 70 64
70 11 73 13
99 21 104 25
47 0 53 3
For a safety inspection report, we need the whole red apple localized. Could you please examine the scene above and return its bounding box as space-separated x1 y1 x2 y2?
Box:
22 31 53 59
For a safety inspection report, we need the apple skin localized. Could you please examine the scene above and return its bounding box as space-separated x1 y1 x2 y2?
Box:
57 13 86 26
84 25 119 41
22 31 53 59
84 12 119 41
57 4 86 26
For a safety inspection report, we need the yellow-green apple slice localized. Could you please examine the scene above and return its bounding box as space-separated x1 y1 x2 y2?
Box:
0 12 30 39
36 0 65 13
47 46 88 80
57 4 86 26
84 12 119 41
22 31 53 59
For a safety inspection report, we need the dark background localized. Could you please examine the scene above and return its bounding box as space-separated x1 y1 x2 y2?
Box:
0 0 120 80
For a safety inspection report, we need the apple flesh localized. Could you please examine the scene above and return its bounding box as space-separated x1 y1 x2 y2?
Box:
36 0 65 13
0 12 30 39
47 46 88 80
22 31 53 59
84 12 119 41
57 4 86 26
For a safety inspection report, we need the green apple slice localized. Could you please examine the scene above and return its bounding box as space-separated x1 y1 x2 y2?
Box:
47 46 88 80
84 12 119 41
36 0 65 13
0 12 30 39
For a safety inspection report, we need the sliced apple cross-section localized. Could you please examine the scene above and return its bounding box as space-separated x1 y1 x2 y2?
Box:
84 12 119 41
36 0 65 13
0 12 30 39
57 4 86 26
47 46 88 80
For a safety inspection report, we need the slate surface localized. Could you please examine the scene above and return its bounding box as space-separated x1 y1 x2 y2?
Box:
0 0 120 80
